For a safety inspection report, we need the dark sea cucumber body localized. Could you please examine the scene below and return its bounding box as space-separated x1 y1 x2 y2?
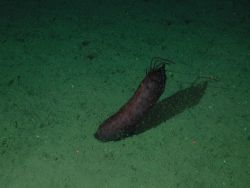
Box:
94 62 167 141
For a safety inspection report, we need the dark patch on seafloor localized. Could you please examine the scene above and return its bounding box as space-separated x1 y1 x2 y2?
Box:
135 81 208 135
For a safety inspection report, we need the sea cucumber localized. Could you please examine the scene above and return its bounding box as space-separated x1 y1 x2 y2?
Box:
94 57 172 141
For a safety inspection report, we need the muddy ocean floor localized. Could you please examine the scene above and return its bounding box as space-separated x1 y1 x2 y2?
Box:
0 0 249 187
